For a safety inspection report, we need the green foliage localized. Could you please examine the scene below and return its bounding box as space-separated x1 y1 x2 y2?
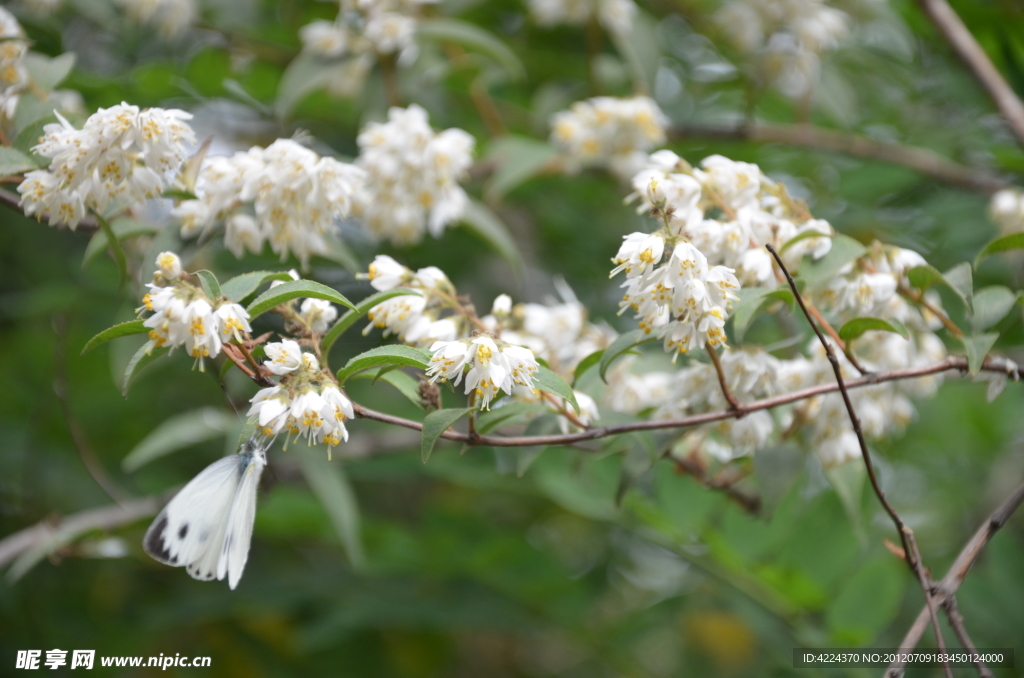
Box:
246 279 355 319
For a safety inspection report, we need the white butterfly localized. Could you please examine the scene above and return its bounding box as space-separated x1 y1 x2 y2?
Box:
143 435 270 589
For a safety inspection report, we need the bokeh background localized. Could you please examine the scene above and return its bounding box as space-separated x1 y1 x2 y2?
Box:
2 0 1024 676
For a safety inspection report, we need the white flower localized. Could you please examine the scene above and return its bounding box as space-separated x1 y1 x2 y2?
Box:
155 251 182 281
300 298 338 334
247 386 290 435
117 0 197 37
557 390 599 434
354 105 475 245
818 430 860 468
319 385 355 447
368 255 410 291
265 340 304 375
426 339 473 384
611 232 665 278
427 338 539 409
214 303 251 342
491 294 512 315
529 0 637 36
224 213 263 258
300 20 349 57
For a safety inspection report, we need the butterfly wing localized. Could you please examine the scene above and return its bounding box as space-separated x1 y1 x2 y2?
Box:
216 449 266 589
143 454 247 579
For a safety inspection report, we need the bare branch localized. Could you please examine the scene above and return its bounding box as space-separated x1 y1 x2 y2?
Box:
887 480 1024 677
706 344 742 412
942 595 994 678
765 244 951 677
669 123 1006 195
916 0 1024 150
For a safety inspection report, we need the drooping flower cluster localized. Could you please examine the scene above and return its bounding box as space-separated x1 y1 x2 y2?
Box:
138 252 252 370
715 0 848 97
528 0 637 37
353 105 475 245
989 188 1024 235
0 8 28 121
247 340 355 452
116 0 197 38
360 255 461 347
427 336 540 410
551 97 668 180
18 103 196 229
630 150 833 287
172 139 365 266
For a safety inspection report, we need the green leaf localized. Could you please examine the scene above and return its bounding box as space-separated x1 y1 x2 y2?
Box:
460 200 524 273
617 444 657 506
194 269 222 300
337 344 432 383
534 365 579 413
731 287 795 342
122 345 168 397
0 146 39 176
246 279 355 319
321 288 422 356
23 52 76 92
84 218 157 265
599 329 653 382
907 263 973 310
606 9 660 92
798 234 867 290
970 286 1018 331
160 189 198 201
220 270 294 303
572 349 604 385
94 211 128 288
121 407 239 472
779 228 833 253
825 461 866 534
943 262 974 311
13 114 57 165
482 135 558 202
298 450 366 570
377 369 424 409
319 235 361 273
974 232 1024 267
274 53 345 118
421 407 474 463
81 319 148 355
838 317 909 343
959 332 999 375
416 19 525 81
475 402 548 434
826 557 905 645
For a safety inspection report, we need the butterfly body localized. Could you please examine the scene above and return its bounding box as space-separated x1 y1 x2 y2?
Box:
143 436 269 589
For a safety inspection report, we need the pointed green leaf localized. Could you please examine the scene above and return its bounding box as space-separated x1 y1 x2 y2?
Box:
572 349 604 385
416 19 525 81
122 345 168 396
23 52 76 92
779 228 833 253
321 288 422 355
337 344 432 383
246 279 355 319
460 200 524 273
349 367 424 409
907 263 973 310
122 408 239 472
94 211 128 289
974 232 1024 267
483 135 558 202
0 146 39 176
220 270 294 303
475 402 549 434
534 365 579 413
960 332 999 375
838 317 909 343
194 269 221 300
599 329 654 382
84 218 157 265
799 234 867 290
731 287 795 342
943 262 973 311
970 286 1018 331
421 407 474 463
298 449 366 570
319 235 361 273
81 320 148 355
274 52 344 118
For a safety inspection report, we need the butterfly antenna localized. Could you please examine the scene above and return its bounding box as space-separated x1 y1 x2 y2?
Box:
219 380 245 424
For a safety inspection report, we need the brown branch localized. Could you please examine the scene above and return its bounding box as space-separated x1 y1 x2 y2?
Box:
766 244 952 677
0 187 100 234
887 480 1024 677
942 595 993 678
706 344 741 411
916 0 1024 149
675 455 761 514
669 123 1006 195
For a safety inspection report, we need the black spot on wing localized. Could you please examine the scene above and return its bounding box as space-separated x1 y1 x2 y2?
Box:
178 523 189 539
186 563 216 581
143 513 173 563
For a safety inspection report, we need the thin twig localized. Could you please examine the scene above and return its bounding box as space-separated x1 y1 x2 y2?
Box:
706 344 741 411
942 595 993 678
669 123 1006 195
766 244 951 678
675 454 761 514
887 480 1024 677
916 0 1024 149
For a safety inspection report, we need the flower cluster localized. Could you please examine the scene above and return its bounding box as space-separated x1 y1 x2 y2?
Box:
715 0 848 97
117 0 197 38
172 139 365 266
0 8 28 121
989 188 1024 235
630 150 833 287
551 96 668 180
427 336 540 410
528 0 637 37
18 103 196 230
138 252 252 370
353 105 475 245
361 255 461 347
247 340 355 452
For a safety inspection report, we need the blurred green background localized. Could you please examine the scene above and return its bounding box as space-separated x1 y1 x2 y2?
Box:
2 0 1024 676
